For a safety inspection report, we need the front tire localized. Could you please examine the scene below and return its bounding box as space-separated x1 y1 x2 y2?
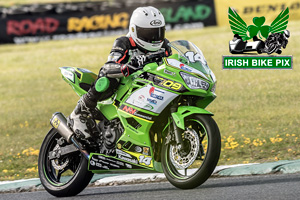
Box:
38 128 93 197
162 115 221 189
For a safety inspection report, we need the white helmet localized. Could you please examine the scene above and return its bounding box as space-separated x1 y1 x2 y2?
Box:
129 6 165 52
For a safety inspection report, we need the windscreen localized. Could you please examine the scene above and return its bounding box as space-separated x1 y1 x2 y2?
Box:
168 40 211 75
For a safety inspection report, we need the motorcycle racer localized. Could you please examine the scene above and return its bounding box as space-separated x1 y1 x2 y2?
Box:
264 29 290 54
67 6 172 139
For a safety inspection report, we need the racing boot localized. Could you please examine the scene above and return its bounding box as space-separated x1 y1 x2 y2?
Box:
68 77 118 139
67 94 97 139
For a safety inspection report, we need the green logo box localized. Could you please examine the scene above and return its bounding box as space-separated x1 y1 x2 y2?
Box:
222 55 293 69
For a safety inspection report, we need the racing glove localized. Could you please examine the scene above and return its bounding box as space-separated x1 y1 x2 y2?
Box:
121 63 140 77
129 55 147 67
121 55 147 77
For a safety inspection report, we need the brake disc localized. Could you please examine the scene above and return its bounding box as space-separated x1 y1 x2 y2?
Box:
169 128 200 170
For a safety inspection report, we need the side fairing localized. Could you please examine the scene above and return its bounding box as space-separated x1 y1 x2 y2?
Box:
125 84 178 114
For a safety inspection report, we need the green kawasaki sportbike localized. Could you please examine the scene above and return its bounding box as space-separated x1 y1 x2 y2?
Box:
38 40 221 197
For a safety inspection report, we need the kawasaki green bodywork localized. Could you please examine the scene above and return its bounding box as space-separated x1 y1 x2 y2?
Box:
59 40 217 173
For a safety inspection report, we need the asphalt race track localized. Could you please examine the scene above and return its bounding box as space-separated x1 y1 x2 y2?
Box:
1 173 300 200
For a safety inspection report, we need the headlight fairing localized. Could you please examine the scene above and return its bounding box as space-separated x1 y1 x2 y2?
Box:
210 70 216 83
180 72 210 90
211 82 217 93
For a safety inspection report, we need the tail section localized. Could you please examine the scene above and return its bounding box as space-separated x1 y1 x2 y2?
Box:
60 67 97 97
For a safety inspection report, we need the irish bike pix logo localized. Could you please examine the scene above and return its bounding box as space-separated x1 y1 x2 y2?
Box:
223 7 293 69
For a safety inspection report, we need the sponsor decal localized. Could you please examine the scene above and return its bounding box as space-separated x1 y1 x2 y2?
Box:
166 58 209 80
164 69 176 76
116 149 132 158
88 153 145 170
149 86 164 100
180 63 192 72
125 163 132 169
110 163 120 168
132 95 145 106
138 95 145 101
149 86 155 96
125 85 178 114
126 144 152 157
116 161 124 166
120 105 154 121
144 104 154 110
120 149 152 167
150 19 162 26
114 146 153 167
112 46 125 52
135 146 142 153
143 147 150 156
96 163 106 169
150 93 164 100
117 143 122 149
147 98 157 105
51 117 60 129
90 160 95 166
91 157 98 161
61 69 75 83
117 154 138 164
154 88 165 94
133 113 153 121
149 86 165 94
122 105 137 115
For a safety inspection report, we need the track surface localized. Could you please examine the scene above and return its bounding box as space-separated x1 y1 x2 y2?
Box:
1 173 300 200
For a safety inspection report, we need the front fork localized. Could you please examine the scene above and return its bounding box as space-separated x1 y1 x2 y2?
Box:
170 107 186 150
168 105 213 150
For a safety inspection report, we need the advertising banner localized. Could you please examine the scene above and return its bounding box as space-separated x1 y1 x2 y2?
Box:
0 7 131 44
215 0 300 26
160 0 216 30
0 0 217 44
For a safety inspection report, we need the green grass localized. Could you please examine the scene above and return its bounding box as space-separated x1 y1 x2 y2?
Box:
0 21 299 181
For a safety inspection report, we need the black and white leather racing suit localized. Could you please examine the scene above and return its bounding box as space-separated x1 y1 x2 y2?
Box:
67 35 172 139
85 35 172 106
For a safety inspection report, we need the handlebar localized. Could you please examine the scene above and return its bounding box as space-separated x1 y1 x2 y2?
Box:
145 49 166 61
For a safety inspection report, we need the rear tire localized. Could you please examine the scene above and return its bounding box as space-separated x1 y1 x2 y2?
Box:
38 128 93 197
162 115 221 189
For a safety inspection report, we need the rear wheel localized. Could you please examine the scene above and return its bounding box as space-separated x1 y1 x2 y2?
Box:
38 128 93 197
162 115 221 189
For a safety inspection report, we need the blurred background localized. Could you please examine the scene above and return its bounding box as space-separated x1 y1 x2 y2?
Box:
0 0 299 181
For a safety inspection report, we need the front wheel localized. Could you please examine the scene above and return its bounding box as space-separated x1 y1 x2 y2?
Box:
162 115 221 189
38 128 93 197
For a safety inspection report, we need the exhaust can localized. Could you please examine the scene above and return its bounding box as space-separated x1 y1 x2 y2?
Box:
50 112 74 143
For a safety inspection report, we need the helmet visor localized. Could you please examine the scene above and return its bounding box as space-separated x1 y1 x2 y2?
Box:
136 26 165 44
